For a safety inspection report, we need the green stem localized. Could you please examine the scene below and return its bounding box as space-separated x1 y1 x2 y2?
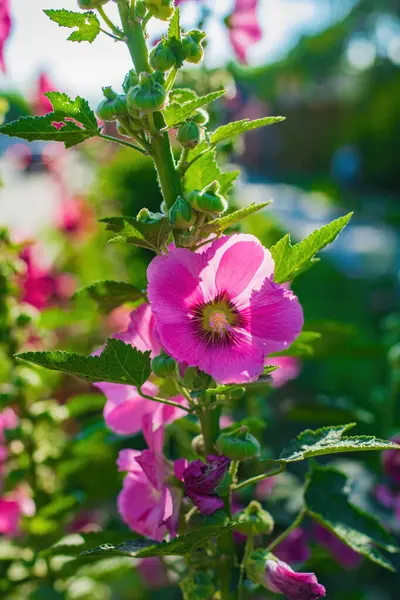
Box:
234 463 285 492
239 533 253 599
138 388 191 412
165 66 178 92
98 132 148 154
151 112 183 210
117 1 152 73
267 509 306 553
97 6 124 38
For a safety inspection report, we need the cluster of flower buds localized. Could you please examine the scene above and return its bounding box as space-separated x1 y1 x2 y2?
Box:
96 87 128 122
127 72 167 113
168 181 228 235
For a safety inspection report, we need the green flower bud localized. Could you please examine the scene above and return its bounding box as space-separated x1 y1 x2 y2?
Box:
78 0 109 9
151 351 176 377
177 121 203 149
235 501 274 536
97 87 128 122
216 425 260 461
192 434 206 456
180 571 215 600
144 0 174 21
122 70 139 94
11 303 39 328
150 39 176 72
192 109 209 126
117 122 129 137
126 73 167 113
182 30 206 64
169 196 197 230
187 181 228 215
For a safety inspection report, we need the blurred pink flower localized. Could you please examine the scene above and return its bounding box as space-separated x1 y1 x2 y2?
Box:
227 0 262 63
274 528 311 565
382 434 400 485
20 243 57 310
117 413 186 541
138 557 170 589
0 408 18 469
0 0 11 72
0 487 35 536
268 356 301 388
147 234 303 384
94 304 186 436
313 523 363 570
33 73 56 116
255 476 276 500
56 195 95 238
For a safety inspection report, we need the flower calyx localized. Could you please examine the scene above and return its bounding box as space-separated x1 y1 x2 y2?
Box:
168 196 197 230
150 38 177 72
187 181 228 215
177 121 203 149
235 500 274 536
182 30 206 64
126 72 167 114
216 425 260 461
96 87 128 122
151 351 176 378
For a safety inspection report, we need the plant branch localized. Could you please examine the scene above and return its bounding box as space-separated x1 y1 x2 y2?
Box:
98 132 148 154
267 509 306 553
97 6 124 38
138 388 191 412
233 463 285 492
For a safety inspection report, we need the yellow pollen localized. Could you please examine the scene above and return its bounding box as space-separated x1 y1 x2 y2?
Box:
209 311 229 333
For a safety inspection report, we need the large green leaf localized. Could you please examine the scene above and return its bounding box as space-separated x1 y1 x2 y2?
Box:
210 116 285 145
74 280 145 312
41 531 141 558
201 202 272 236
270 331 322 358
280 423 400 463
101 214 171 252
0 92 99 148
305 466 399 571
44 9 100 43
184 146 239 196
81 522 238 558
163 90 226 128
271 213 353 283
16 339 151 389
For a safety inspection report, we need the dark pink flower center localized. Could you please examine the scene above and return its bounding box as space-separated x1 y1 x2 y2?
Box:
192 292 244 345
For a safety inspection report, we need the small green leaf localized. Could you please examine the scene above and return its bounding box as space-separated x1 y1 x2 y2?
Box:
184 146 239 197
44 9 100 43
168 7 181 40
271 213 353 283
16 339 151 389
74 280 145 312
210 116 285 145
81 522 238 558
163 90 226 128
167 8 185 68
280 423 400 463
169 88 198 104
0 92 99 148
305 465 399 571
270 330 321 358
202 202 272 235
101 213 171 252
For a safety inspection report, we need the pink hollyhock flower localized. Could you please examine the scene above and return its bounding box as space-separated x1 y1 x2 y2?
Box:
117 413 186 541
182 455 230 515
382 435 400 485
20 244 57 310
0 407 19 466
249 551 326 600
138 557 169 589
0 0 11 73
255 476 276 500
33 73 56 116
274 528 311 565
226 0 262 64
56 195 95 238
313 523 362 570
0 487 35 536
147 234 303 384
269 356 301 389
94 304 186 436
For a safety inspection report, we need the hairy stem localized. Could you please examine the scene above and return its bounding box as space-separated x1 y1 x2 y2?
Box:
98 132 148 154
117 1 152 73
139 388 191 412
267 509 306 553
234 463 285 492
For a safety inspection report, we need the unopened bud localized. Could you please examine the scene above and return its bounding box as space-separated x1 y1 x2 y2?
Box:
235 501 274 535
177 121 203 149
216 425 260 461
169 196 196 230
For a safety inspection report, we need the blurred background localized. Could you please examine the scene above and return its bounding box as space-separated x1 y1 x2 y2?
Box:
1 0 400 599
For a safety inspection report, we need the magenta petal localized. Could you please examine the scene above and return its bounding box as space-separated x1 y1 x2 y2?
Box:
136 450 169 491
249 279 304 355
118 474 167 541
100 380 159 436
115 303 161 357
0 499 21 536
186 489 225 515
117 449 142 474
174 458 188 481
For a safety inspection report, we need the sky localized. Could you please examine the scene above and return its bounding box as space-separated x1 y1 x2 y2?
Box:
2 0 355 104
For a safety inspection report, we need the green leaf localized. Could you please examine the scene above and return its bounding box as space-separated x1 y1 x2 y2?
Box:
66 393 105 418
209 367 278 396
163 90 226 128
279 423 400 463
167 8 185 68
41 531 141 558
210 116 285 145
305 465 399 571
184 146 239 196
44 9 100 43
81 522 238 558
168 7 181 40
0 92 99 148
270 330 322 358
202 202 272 235
271 213 353 283
169 88 198 104
101 214 171 252
16 338 151 389
74 280 145 312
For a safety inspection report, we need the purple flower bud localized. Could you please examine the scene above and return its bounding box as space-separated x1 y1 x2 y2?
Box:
182 454 230 515
248 551 326 600
382 435 400 485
